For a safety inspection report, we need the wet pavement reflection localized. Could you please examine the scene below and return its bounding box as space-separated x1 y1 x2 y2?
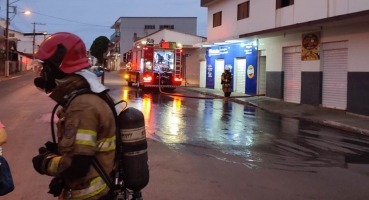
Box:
110 88 369 174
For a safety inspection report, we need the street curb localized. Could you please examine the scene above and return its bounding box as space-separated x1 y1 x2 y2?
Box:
246 101 369 136
295 117 369 136
182 87 369 136
181 87 265 107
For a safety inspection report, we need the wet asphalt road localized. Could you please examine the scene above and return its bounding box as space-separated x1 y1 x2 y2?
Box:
1 72 369 199
108 85 369 174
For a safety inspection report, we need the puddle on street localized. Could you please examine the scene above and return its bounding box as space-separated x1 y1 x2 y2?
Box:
110 88 369 174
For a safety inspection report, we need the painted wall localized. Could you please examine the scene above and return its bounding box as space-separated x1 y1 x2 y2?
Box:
119 17 197 56
207 0 275 41
258 22 369 73
183 48 201 86
205 40 258 95
206 0 369 43
140 30 206 47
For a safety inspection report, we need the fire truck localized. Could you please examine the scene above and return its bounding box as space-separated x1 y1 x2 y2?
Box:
124 39 183 89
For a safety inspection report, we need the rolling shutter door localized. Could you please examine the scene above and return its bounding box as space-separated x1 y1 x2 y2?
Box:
258 56 266 94
215 59 224 90
283 46 301 103
235 58 246 93
199 61 206 88
322 48 348 110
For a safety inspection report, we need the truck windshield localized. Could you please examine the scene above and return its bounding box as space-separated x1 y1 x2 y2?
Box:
154 50 174 72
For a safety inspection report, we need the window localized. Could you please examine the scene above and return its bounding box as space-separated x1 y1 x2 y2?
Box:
276 0 294 9
8 33 15 37
159 25 174 30
144 25 155 29
237 1 250 20
213 11 222 27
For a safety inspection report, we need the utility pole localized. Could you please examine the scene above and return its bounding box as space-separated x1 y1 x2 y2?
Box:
32 22 46 56
5 0 10 77
4 0 18 77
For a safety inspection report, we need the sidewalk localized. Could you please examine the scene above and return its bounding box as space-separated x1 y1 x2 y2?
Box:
0 70 34 82
182 86 369 136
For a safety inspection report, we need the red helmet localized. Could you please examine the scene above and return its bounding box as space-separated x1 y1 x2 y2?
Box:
34 32 89 74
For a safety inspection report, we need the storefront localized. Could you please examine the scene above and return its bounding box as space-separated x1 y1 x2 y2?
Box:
205 40 259 95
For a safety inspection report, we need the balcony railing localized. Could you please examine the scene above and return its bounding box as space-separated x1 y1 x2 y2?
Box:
110 32 121 42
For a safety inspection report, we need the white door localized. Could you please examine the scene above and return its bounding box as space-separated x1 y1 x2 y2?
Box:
258 55 266 94
215 59 224 90
322 48 348 110
234 58 246 93
283 48 301 103
199 61 206 88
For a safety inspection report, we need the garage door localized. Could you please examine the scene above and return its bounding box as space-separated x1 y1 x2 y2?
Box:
283 46 302 103
234 58 246 93
258 54 266 95
214 59 224 90
322 42 348 110
199 61 206 88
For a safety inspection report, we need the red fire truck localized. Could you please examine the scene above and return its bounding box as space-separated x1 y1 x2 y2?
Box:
124 39 183 89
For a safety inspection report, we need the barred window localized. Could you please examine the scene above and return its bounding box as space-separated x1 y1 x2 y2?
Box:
159 25 174 29
276 0 294 9
213 11 222 27
237 1 250 20
144 25 155 29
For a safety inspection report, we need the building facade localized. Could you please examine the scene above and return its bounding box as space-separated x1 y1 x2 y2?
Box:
200 0 369 116
0 19 44 76
109 17 198 70
132 29 206 86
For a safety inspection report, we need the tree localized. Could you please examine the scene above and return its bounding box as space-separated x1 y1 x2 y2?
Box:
89 36 110 65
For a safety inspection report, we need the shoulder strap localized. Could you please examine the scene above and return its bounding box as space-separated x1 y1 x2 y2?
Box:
62 88 122 190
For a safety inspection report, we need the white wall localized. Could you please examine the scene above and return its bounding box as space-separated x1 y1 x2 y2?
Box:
258 33 302 72
295 0 328 23
119 17 197 55
207 0 369 43
258 21 369 72
349 0 369 13
184 48 201 86
207 0 275 41
136 30 206 46
162 30 206 45
322 22 369 72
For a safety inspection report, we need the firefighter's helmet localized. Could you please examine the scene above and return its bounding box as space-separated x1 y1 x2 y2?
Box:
34 32 89 74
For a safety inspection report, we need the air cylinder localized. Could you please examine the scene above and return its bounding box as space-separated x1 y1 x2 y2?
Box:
118 107 149 191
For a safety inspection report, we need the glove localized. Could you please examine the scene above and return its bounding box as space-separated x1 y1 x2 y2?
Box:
48 178 65 197
32 148 58 175
44 141 58 154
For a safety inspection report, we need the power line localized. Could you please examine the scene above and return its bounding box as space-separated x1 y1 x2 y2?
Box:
25 10 111 27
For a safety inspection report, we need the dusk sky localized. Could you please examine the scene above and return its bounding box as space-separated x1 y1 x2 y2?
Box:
0 0 208 50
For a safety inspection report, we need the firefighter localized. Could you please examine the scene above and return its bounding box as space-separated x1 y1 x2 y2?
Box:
221 66 233 103
31 32 116 200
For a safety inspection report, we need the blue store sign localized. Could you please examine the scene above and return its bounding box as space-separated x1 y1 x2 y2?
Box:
205 40 258 95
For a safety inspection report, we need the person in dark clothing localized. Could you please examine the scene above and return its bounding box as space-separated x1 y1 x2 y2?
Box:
221 66 233 103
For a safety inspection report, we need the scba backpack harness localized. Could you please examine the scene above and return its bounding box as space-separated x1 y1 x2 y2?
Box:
48 88 149 200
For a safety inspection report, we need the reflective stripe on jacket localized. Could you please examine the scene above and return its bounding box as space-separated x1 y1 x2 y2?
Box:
47 75 116 200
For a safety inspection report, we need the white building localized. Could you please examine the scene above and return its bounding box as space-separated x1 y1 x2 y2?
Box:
0 19 45 75
200 0 369 116
132 28 206 86
110 17 198 70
